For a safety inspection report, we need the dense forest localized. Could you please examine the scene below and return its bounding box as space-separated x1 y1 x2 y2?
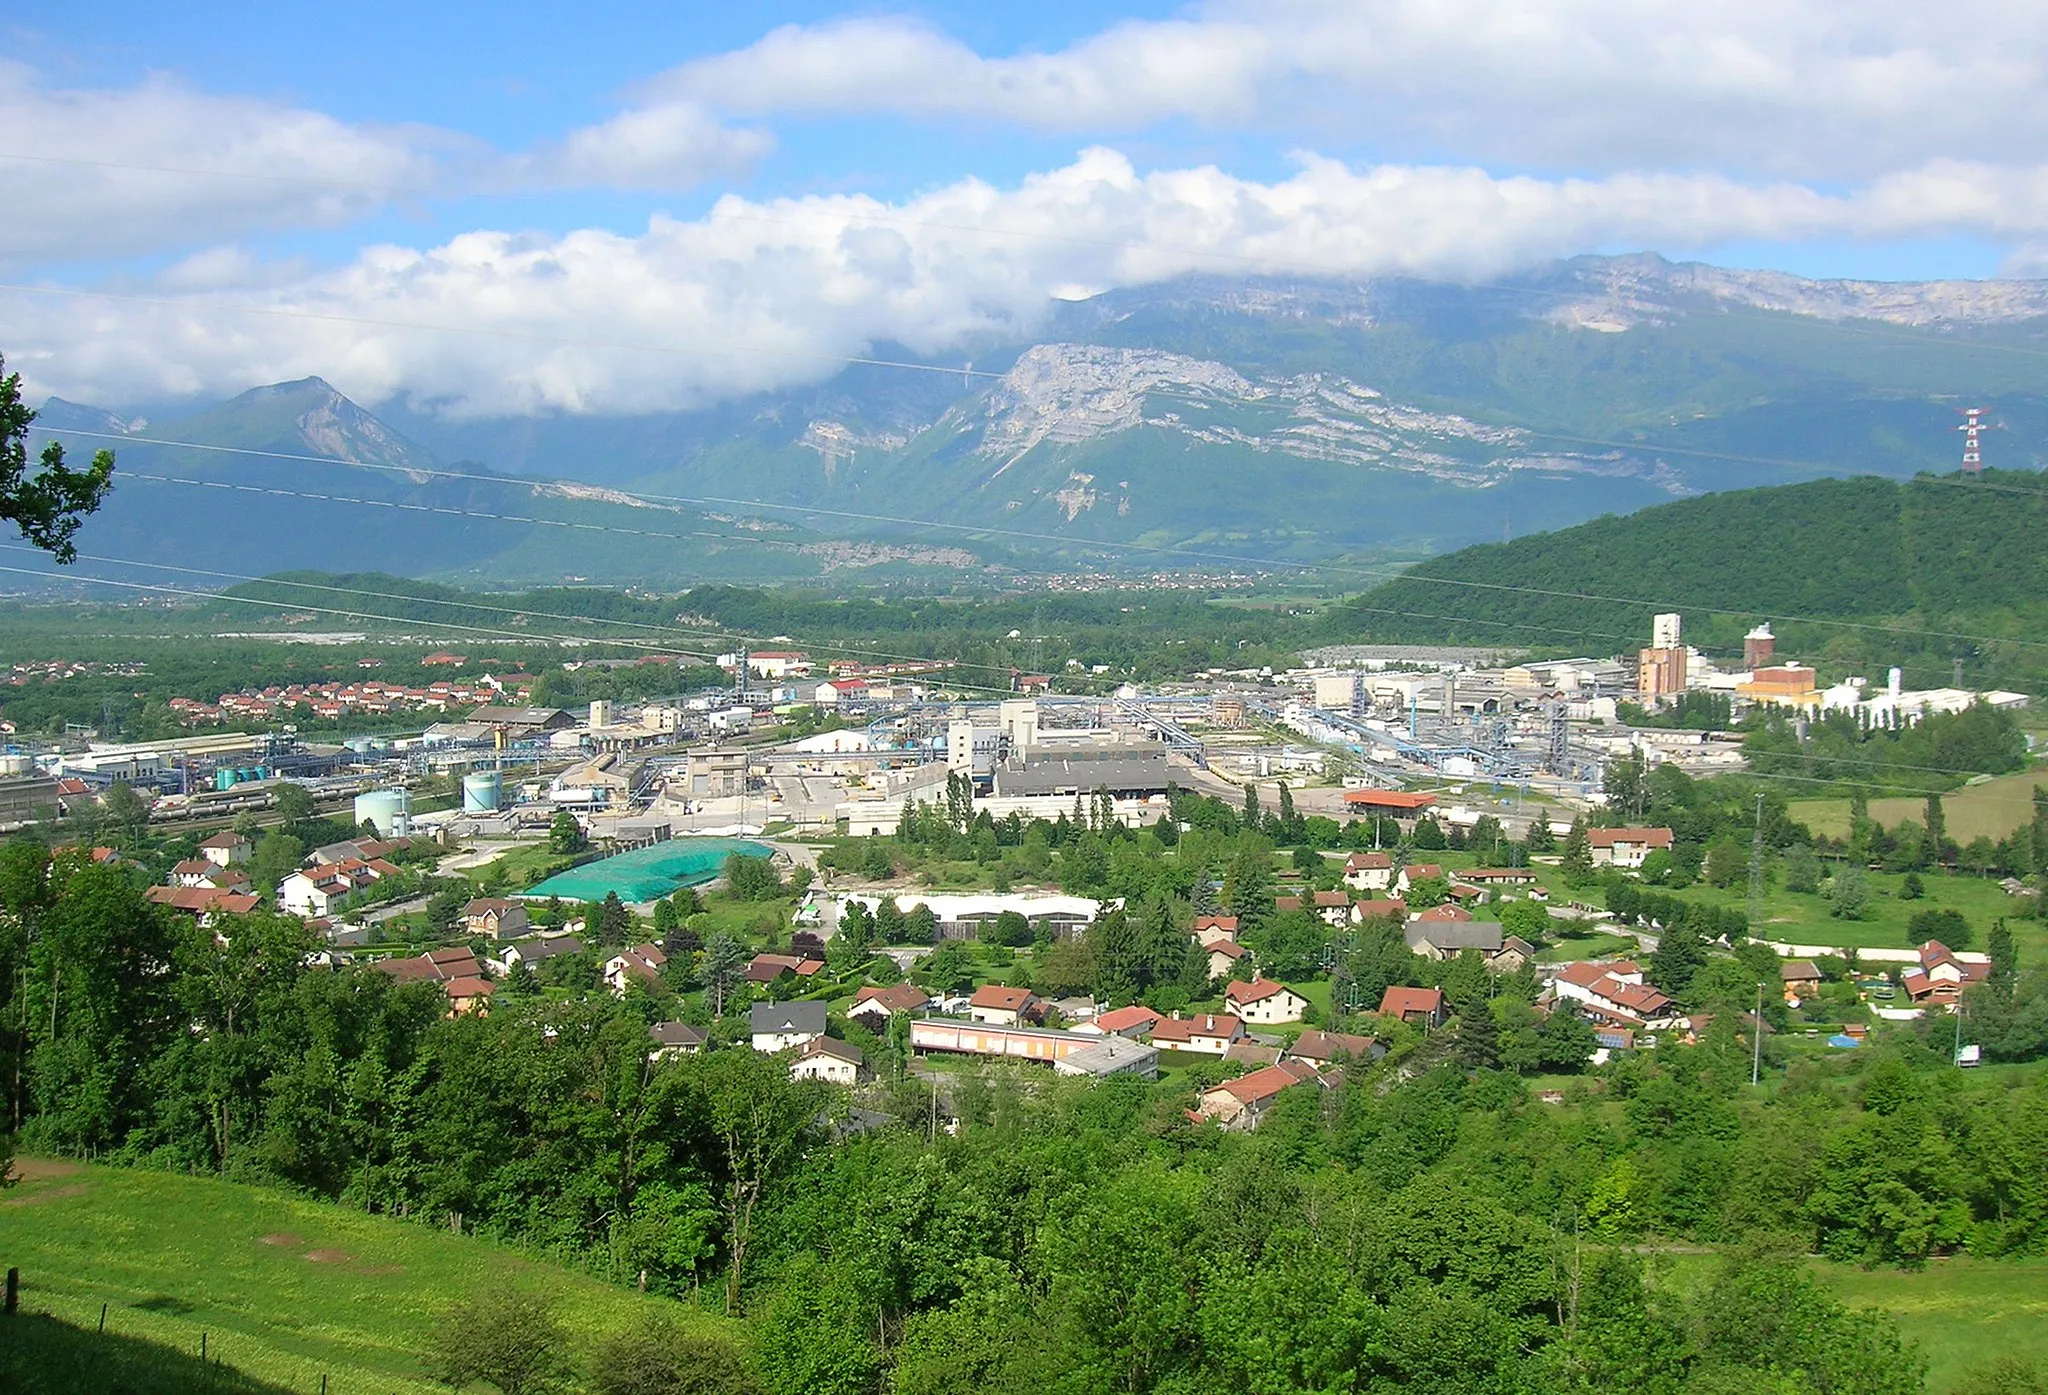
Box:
1327 471 2048 694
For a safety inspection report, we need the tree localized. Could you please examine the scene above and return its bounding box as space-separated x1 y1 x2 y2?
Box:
426 883 468 936
1906 907 1972 950
549 811 586 855
1409 816 1447 851
1827 865 1870 919
1560 817 1594 886
1783 845 1822 894
589 1322 762 1395
0 354 116 561
1537 1002 1598 1072
836 900 875 951
1703 835 1748 889
1899 871 1925 900
1497 898 1550 944
596 892 635 948
424 1293 569 1395
723 853 782 901
696 1048 823 1314
1242 783 1261 830
1221 846 1275 930
1988 919 2018 993
1924 793 1949 863
873 897 906 944
701 933 748 1016
902 903 938 946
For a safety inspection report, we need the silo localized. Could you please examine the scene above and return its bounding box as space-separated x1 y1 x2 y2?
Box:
0 753 33 777
354 787 412 837
461 771 503 813
589 699 613 729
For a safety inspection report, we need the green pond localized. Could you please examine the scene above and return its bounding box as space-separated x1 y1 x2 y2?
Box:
524 837 773 903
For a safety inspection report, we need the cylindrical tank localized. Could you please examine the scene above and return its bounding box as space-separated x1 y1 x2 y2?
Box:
354 788 412 837
0 753 32 776
461 771 503 813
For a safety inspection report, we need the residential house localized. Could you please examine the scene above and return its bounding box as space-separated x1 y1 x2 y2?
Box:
1149 1013 1245 1055
144 885 260 921
752 1001 829 1053
1224 978 1311 1025
498 934 584 972
1589 827 1676 870
1080 1004 1162 1040
1191 915 1240 947
1780 959 1823 1003
745 953 827 985
790 1037 871 1086
847 983 931 1030
1414 903 1475 924
968 984 1041 1027
1395 863 1446 896
1461 867 1538 887
602 943 669 995
648 1022 708 1059
463 898 532 941
1378 986 1446 1027
1195 1060 1324 1131
443 975 495 1015
1900 940 1988 1006
169 858 250 890
1342 852 1394 893
376 946 492 1015
1287 1029 1380 1070
1404 922 1533 971
278 857 398 917
1205 938 1250 981
1309 890 1354 927
198 830 252 866
1224 1042 1283 1068
1549 961 1677 1026
1355 898 1407 922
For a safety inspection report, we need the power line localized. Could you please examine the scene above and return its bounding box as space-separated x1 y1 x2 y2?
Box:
39 423 2048 655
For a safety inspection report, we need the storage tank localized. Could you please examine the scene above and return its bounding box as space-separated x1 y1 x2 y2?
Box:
461 771 503 813
588 698 613 729
354 788 412 837
0 753 32 777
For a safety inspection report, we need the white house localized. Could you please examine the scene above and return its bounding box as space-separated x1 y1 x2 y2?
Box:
1225 978 1311 1025
198 831 251 867
789 1036 870 1085
1205 939 1249 982
968 984 1039 1027
1588 827 1675 870
601 943 667 996
1149 1013 1245 1055
751 1001 828 1054
1342 852 1393 893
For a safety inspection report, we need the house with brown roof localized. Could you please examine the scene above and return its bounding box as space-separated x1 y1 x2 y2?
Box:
463 898 531 941
1204 938 1249 981
1780 959 1823 1003
1342 789 1437 816
1548 960 1677 1025
1355 898 1407 922
1404 921 1533 971
1287 1029 1381 1070
1589 827 1676 870
602 943 668 995
1149 1012 1245 1055
375 947 492 1014
1191 915 1240 947
444 975 495 1016
1900 940 1988 1006
1414 903 1475 924
648 1021 708 1059
1309 889 1354 927
145 885 261 921
968 983 1040 1027
745 952 827 985
498 934 584 972
1378 985 1446 1027
1342 852 1394 892
1224 977 1311 1025
1195 1059 1324 1131
198 830 252 866
848 982 931 1029
1461 867 1538 886
790 1036 871 1086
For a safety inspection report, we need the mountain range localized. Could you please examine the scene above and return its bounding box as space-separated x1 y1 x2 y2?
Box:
24 252 2048 589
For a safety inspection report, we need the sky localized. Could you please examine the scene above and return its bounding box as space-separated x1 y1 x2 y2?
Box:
6 1 2048 417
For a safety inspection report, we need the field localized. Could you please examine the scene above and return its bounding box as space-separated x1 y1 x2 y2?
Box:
0 1159 717 1394
1792 766 2048 842
1822 1255 2048 1391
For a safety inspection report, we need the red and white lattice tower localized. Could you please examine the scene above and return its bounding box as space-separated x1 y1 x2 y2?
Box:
1958 407 1988 473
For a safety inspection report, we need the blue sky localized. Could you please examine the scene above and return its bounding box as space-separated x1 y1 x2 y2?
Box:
3 2 2043 413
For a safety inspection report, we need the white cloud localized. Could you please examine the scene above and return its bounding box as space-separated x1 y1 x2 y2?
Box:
650 2 2048 179
0 61 446 264
499 102 773 191
11 148 2048 416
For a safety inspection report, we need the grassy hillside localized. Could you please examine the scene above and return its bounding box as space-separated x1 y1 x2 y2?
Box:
1794 766 2048 842
0 1160 720 1394
1330 470 2048 693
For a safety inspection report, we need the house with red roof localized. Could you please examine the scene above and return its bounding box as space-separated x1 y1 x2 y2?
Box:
1195 1059 1325 1131
1287 1029 1381 1070
1204 938 1249 981
603 943 669 996
968 983 1040 1027
1150 1012 1245 1055
848 982 931 1029
1378 986 1446 1027
1395 863 1446 895
1899 940 1987 1006
1079 1004 1162 1040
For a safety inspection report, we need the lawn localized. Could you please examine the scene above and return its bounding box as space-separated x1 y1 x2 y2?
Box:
0 1160 720 1394
1820 1255 2048 1393
1792 765 2048 843
1631 867 2042 959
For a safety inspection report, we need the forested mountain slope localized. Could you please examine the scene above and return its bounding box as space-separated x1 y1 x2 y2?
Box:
1329 470 2048 692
